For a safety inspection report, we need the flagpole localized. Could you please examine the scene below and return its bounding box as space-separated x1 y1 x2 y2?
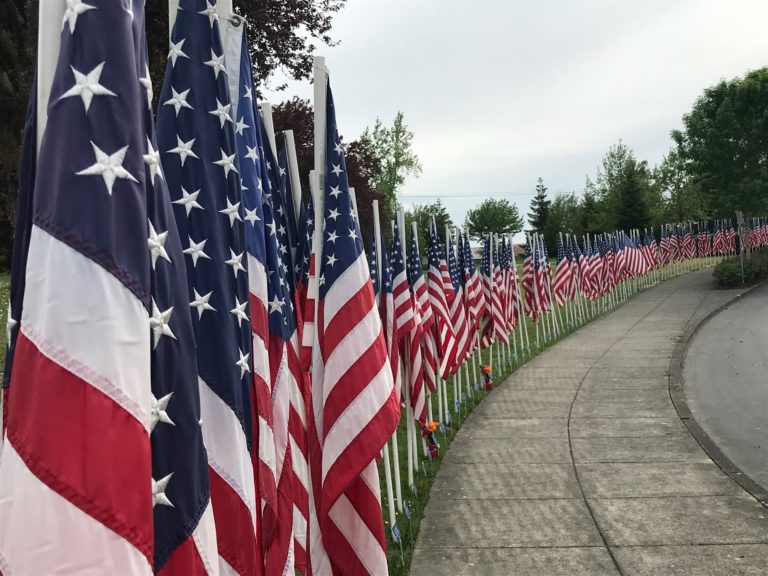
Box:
284 130 304 230
371 201 400 530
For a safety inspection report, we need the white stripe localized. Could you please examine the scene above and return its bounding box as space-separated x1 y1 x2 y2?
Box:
21 226 151 430
247 256 269 303
290 436 309 494
293 503 307 549
322 361 392 482
324 252 369 327
322 307 381 403
192 501 221 576
327 464 387 576
289 376 307 429
218 556 239 576
0 440 152 576
198 378 256 523
272 345 291 481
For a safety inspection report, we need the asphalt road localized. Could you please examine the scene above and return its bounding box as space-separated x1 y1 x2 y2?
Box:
685 281 768 491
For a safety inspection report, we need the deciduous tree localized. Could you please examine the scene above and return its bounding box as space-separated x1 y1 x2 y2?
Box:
464 198 523 242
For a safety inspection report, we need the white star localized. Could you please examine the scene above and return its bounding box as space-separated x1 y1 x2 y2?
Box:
236 349 251 378
139 63 153 110
168 38 190 67
235 117 249 135
190 289 216 318
152 473 174 508
278 223 286 236
150 299 176 349
269 295 284 314
244 86 253 100
219 197 242 227
244 145 259 163
76 142 138 195
173 187 204 216
6 302 16 344
319 274 326 286
244 207 260 225
213 149 238 178
148 221 171 269
225 248 246 278
183 237 211 267
204 49 227 79
329 185 342 198
143 137 163 183
267 219 277 236
327 230 339 243
59 62 116 113
328 208 340 220
167 136 199 166
279 166 286 177
330 163 344 177
163 87 193 116
150 392 175 432
62 0 95 33
333 141 344 155
198 0 219 26
209 99 233 128
348 228 359 241
326 253 338 267
230 297 248 327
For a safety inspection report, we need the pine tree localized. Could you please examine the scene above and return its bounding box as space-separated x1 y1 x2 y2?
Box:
616 161 650 231
528 177 551 232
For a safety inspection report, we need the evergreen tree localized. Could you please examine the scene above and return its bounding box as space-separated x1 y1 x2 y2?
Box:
616 160 650 231
528 177 550 232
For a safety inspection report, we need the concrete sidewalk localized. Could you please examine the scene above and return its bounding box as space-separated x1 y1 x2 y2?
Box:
410 270 768 576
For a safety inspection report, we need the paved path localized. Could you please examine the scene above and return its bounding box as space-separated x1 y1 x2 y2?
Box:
685 281 768 496
411 270 768 576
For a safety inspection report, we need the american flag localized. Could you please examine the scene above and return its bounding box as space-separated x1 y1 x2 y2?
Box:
391 220 416 341
522 239 541 323
492 239 509 344
410 227 437 395
505 238 522 329
311 81 399 575
479 236 496 347
229 23 278 572
428 221 457 379
553 238 572 307
660 226 671 266
157 2 259 573
0 2 218 573
445 232 470 372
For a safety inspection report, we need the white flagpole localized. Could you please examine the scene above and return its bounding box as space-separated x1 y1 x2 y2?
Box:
259 102 279 159
371 200 399 527
283 130 304 230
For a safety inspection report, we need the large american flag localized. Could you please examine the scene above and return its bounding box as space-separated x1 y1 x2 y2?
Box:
311 81 399 575
0 1 218 573
157 2 258 573
553 237 572 307
427 222 457 379
410 227 437 395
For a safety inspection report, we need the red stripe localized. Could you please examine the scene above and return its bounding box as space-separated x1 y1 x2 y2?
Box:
7 330 153 563
265 451 293 575
157 533 208 576
209 469 257 575
323 281 374 356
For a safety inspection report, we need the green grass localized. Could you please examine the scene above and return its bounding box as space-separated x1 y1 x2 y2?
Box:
382 257 717 575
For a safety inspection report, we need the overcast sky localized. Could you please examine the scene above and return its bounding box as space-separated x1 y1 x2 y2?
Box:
263 0 768 226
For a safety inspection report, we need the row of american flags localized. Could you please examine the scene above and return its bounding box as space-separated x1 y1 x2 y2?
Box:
0 1 757 574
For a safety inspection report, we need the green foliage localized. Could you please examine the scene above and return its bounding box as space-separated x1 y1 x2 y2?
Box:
654 148 706 223
616 158 651 231
363 112 422 215
527 177 550 232
404 200 452 256
675 68 768 217
713 252 768 287
544 192 583 250
464 198 523 242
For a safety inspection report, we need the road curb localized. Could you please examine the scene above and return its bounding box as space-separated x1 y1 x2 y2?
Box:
668 278 768 508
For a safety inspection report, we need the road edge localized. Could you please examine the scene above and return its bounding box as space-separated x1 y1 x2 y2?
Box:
668 278 768 508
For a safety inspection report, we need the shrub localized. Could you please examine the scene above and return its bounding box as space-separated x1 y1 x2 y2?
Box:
714 252 768 287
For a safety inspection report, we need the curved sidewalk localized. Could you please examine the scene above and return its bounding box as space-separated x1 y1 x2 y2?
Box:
411 270 768 576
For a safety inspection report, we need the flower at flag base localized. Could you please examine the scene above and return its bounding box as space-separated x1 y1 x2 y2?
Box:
481 364 494 391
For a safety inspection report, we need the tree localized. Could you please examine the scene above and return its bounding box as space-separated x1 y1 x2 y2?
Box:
404 200 453 259
653 148 706 223
544 193 583 249
616 159 650 232
674 68 768 216
363 112 422 214
0 0 35 269
527 178 550 232
145 1 347 100
272 97 314 196
464 198 523 242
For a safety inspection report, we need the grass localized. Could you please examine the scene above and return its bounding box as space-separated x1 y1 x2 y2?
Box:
382 257 717 575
